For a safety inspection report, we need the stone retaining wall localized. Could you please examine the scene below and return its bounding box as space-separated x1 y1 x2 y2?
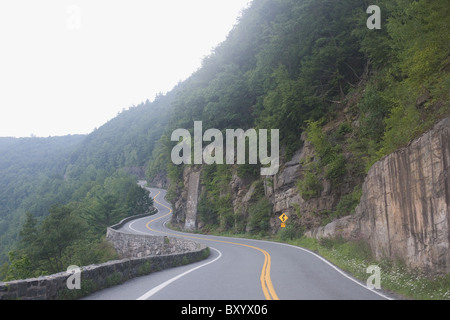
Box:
0 248 208 300
106 213 204 259
0 214 209 300
106 227 205 258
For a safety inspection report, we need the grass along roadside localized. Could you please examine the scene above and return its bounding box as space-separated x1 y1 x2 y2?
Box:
284 236 450 300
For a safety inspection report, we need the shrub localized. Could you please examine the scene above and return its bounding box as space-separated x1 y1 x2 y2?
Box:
297 167 323 200
248 197 272 233
334 186 362 218
278 224 304 241
325 152 346 181
378 104 422 157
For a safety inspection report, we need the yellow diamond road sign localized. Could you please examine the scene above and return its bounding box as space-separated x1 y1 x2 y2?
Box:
279 213 288 223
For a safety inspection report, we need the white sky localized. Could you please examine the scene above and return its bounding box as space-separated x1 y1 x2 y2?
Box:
0 0 251 137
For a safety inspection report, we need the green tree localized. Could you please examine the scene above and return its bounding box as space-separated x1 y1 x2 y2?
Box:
3 252 33 281
19 212 38 251
197 192 218 228
248 197 272 234
126 184 154 216
34 205 88 274
83 194 125 234
378 104 422 157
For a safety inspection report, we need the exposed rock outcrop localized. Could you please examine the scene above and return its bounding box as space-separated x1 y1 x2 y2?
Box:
169 118 450 274
307 117 450 274
171 133 348 233
264 133 349 232
148 170 169 189
173 166 202 231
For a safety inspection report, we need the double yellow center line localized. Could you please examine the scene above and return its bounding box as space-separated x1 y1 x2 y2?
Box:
145 190 279 300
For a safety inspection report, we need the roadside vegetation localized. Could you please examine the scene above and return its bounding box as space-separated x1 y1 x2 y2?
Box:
0 170 154 281
287 236 450 300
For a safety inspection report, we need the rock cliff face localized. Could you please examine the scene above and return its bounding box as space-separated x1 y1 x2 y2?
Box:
169 118 450 274
148 170 169 189
264 134 344 231
307 117 450 274
171 133 343 233
173 166 202 231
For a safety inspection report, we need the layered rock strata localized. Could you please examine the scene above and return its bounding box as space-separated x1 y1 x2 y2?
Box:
308 118 450 274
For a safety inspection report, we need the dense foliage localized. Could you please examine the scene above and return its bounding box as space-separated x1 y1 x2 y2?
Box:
0 113 158 280
151 0 449 233
0 170 154 281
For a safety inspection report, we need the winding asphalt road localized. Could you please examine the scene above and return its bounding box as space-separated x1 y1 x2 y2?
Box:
84 187 392 300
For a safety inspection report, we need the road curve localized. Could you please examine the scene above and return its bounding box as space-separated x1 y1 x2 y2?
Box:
84 187 392 300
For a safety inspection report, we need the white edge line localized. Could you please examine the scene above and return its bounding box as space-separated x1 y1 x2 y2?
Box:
128 217 152 235
147 188 392 300
282 242 393 300
226 236 393 300
136 247 222 300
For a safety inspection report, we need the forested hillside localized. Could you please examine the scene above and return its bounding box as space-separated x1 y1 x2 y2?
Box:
0 135 84 220
0 99 167 279
69 91 175 173
1 0 449 281
0 135 85 269
149 0 449 233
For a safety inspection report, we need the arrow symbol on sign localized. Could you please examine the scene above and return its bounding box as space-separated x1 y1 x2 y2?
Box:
279 213 288 223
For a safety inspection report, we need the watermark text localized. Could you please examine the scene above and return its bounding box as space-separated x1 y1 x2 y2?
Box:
366 265 381 289
66 265 81 290
171 121 279 175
